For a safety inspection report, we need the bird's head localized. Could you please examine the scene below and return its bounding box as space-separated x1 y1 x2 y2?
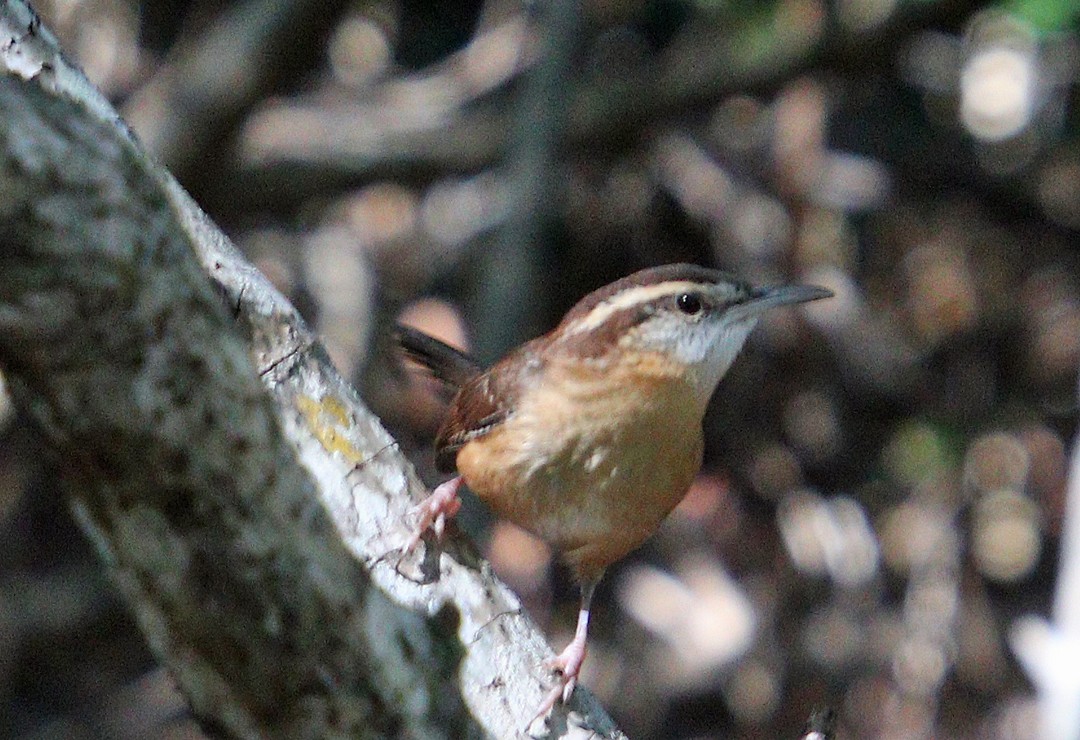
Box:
552 264 832 405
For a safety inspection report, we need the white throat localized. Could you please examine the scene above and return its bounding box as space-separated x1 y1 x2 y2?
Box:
687 319 757 406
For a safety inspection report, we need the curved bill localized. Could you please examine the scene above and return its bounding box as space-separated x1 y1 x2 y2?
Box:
730 283 834 321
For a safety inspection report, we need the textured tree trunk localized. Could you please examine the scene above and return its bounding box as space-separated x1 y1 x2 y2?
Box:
0 2 624 737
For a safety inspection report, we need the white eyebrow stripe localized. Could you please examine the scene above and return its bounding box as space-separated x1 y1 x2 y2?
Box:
562 281 704 335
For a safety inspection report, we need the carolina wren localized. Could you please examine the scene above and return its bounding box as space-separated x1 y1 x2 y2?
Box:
398 263 831 722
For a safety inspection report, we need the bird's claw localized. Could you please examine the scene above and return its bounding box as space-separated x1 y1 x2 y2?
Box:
559 674 577 704
528 668 579 730
402 476 463 554
528 640 587 728
544 653 580 703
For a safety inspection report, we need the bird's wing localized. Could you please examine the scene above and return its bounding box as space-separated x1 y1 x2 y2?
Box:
433 341 545 473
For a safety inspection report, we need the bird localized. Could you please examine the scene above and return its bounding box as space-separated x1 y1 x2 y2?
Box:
397 263 832 722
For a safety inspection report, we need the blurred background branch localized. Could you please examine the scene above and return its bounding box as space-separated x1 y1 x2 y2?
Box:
472 0 581 360
122 0 353 186
1013 384 1080 740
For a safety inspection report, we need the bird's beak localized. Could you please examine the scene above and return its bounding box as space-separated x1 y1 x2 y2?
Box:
729 284 833 321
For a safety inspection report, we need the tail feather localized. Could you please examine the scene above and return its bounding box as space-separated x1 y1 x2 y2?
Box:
396 325 481 388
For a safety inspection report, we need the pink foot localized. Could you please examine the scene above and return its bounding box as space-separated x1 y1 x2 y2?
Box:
533 639 587 720
529 582 596 726
403 476 463 553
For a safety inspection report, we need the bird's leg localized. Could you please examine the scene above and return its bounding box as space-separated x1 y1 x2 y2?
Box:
533 580 598 722
403 476 463 553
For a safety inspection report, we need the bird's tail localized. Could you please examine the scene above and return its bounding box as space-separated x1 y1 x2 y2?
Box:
396 325 482 388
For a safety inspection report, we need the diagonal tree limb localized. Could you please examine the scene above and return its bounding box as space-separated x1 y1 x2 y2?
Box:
0 1 625 737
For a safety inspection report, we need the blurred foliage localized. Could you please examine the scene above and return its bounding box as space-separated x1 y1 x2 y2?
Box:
2 0 1080 737
1007 0 1080 34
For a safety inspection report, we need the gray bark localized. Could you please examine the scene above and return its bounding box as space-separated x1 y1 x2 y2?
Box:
0 2 624 737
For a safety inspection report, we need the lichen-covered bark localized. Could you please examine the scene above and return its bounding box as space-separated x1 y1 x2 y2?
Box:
0 2 624 737
0 70 469 740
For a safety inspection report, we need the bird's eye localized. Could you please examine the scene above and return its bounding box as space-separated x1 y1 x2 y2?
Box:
675 292 703 316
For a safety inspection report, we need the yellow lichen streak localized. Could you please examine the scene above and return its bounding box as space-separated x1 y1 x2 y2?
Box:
296 394 363 465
